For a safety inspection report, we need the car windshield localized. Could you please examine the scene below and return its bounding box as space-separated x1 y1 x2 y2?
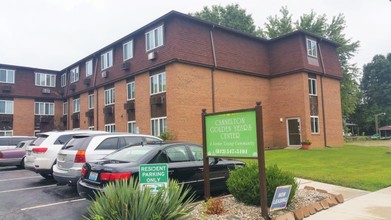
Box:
105 145 154 162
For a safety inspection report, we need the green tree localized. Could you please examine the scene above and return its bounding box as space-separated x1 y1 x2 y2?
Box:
191 4 260 36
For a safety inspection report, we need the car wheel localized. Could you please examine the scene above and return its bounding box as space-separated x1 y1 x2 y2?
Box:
16 158 25 169
40 173 53 179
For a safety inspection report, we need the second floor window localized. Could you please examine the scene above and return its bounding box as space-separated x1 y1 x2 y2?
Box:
146 25 164 51
70 67 79 83
0 100 13 114
61 73 67 87
123 40 133 61
34 102 54 115
63 102 68 115
308 78 317 96
150 72 166 95
88 94 94 109
0 69 15 84
104 88 115 105
35 73 56 87
101 50 113 70
73 98 80 113
127 82 135 100
86 59 93 77
311 116 320 134
306 39 317 58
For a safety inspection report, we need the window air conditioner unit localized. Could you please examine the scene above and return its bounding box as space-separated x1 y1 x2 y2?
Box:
42 88 51 94
147 51 157 60
2 85 12 92
104 106 113 114
101 71 109 78
151 96 165 105
70 84 76 91
84 78 91 85
121 61 130 71
124 102 135 110
71 113 79 120
85 110 94 117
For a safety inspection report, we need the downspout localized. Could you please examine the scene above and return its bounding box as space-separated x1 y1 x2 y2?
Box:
317 41 328 147
93 55 99 130
210 26 217 113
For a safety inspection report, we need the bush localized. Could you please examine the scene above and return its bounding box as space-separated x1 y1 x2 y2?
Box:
227 163 297 207
84 178 195 220
204 197 224 215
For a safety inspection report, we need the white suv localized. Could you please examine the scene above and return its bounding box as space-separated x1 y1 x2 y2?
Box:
53 133 162 185
25 130 107 179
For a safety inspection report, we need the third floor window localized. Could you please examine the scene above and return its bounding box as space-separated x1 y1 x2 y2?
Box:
101 50 113 70
35 73 56 87
123 40 133 61
0 69 15 84
61 73 67 87
146 25 164 51
70 67 79 83
86 60 93 77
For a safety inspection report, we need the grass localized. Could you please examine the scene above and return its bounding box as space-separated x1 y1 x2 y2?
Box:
245 145 391 192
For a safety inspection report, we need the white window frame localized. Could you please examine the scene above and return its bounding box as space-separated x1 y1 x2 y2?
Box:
35 72 56 87
70 66 79 83
105 123 115 133
127 81 135 100
0 100 14 114
128 121 137 134
123 40 133 61
145 25 164 51
73 98 80 113
101 50 113 70
151 117 167 137
61 73 67 87
88 94 94 109
0 130 13 136
86 59 93 77
308 78 317 96
311 116 320 134
0 69 15 84
88 126 94 130
307 38 317 58
104 88 115 106
150 72 166 95
63 102 68 115
34 102 54 115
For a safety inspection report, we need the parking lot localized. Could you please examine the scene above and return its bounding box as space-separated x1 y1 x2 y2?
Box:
0 166 89 220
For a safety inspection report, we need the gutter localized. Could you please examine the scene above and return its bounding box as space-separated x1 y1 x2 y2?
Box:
210 26 217 113
317 40 328 147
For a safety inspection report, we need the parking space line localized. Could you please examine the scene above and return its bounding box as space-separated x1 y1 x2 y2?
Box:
20 198 86 211
0 184 57 194
0 176 41 182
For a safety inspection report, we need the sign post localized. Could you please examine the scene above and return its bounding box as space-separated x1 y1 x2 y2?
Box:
202 102 268 220
139 163 168 194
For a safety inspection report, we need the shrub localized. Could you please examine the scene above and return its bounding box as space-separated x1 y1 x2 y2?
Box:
84 178 195 220
204 197 224 215
227 163 297 207
159 131 176 141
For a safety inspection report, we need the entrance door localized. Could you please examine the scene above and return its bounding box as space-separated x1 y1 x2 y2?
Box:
287 118 301 146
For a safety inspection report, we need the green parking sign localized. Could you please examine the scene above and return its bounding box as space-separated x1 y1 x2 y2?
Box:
139 164 168 194
205 110 258 157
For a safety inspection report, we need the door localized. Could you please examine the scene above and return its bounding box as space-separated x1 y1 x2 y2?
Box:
287 118 301 146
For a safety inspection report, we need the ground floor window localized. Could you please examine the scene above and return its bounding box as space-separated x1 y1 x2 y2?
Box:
128 121 137 134
151 117 166 137
88 126 94 130
311 116 320 134
105 123 115 133
0 130 13 136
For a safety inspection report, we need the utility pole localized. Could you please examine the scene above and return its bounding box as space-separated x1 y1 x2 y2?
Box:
375 113 386 135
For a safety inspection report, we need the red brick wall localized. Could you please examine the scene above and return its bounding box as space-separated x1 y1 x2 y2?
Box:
13 98 35 135
134 71 151 135
114 80 127 132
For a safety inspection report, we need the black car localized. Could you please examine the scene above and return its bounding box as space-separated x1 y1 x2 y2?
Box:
77 142 245 200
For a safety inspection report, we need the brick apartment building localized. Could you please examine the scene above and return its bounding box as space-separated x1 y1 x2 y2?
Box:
0 11 343 148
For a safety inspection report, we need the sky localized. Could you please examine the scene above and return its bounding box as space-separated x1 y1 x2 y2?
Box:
1 0 390 75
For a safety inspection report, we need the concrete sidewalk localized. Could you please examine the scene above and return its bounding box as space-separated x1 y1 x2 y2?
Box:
296 178 391 219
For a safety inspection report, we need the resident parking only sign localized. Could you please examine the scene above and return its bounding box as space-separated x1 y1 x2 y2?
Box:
270 185 292 211
139 164 168 194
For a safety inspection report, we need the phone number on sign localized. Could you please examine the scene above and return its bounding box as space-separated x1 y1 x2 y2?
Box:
215 149 248 155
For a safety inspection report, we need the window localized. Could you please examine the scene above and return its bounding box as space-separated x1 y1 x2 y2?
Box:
127 81 135 100
123 40 133 61
0 100 13 114
63 102 68 115
35 73 56 87
0 69 15 84
189 145 203 161
61 73 67 87
128 121 137 133
146 25 164 51
88 126 94 130
96 137 119 150
151 117 166 137
165 145 190 162
88 94 94 109
101 50 113 70
70 67 79 83
0 130 13 136
311 116 320 134
308 78 317 96
307 39 317 58
73 98 80 113
86 59 93 77
150 72 166 95
34 102 54 115
104 88 115 106
105 123 115 133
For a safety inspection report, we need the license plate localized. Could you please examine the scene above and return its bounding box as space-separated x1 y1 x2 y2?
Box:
89 172 98 181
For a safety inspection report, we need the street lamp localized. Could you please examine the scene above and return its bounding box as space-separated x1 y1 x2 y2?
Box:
375 112 386 135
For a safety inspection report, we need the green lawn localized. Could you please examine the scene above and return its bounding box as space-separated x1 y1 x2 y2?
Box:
256 145 391 191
